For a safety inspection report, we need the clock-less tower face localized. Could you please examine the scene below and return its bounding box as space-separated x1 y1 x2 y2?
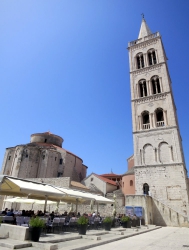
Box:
128 18 189 217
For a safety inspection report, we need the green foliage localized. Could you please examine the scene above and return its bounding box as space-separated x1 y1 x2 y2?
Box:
121 216 130 222
103 217 112 223
77 216 88 225
29 217 45 228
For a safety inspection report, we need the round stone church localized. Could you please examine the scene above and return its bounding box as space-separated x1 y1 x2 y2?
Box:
1 132 87 182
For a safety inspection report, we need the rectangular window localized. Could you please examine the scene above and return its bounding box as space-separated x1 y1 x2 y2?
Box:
8 156 11 160
55 157 57 161
59 159 63 165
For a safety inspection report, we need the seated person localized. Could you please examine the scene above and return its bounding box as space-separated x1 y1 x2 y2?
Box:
50 211 55 221
7 208 14 216
2 208 8 215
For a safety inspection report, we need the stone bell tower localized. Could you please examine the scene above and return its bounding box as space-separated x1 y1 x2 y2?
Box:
128 18 189 216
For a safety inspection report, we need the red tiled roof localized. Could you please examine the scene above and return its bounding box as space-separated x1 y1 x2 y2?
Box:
71 181 89 190
94 174 117 186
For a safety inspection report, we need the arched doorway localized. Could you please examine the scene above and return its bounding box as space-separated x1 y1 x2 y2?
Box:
143 183 149 195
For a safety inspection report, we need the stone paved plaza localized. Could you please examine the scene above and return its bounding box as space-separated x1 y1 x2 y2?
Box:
0 226 189 250
89 227 189 250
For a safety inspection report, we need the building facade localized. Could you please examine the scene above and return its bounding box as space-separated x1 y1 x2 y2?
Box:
128 18 189 217
1 132 87 182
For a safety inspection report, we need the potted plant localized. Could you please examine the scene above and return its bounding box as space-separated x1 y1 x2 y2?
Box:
29 217 45 242
121 216 130 228
103 217 112 231
77 216 88 235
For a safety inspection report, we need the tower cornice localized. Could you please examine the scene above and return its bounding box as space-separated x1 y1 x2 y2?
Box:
131 91 170 103
128 32 160 49
130 62 165 75
134 162 184 168
132 125 177 134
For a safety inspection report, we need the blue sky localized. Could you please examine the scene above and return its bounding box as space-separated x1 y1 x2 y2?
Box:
0 1 189 176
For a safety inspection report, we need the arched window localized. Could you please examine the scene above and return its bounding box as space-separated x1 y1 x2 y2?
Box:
143 144 155 164
155 108 164 127
159 142 170 163
136 53 144 69
139 79 148 97
130 180 133 186
148 49 157 66
143 183 149 195
142 111 150 129
151 76 161 94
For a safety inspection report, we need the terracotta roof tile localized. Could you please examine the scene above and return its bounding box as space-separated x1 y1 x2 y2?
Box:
71 181 89 190
94 174 117 186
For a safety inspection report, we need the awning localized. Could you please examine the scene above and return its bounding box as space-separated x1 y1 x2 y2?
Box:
4 197 65 205
55 186 114 204
0 175 66 201
0 175 114 205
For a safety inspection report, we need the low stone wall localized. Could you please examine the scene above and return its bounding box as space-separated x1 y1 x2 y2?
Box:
125 195 153 224
0 224 29 241
152 197 189 227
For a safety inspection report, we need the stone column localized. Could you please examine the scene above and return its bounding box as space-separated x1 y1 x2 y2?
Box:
153 112 157 128
155 50 159 64
134 56 137 70
147 80 151 95
155 80 158 94
140 115 143 130
159 77 163 92
163 110 167 126
139 57 142 69
150 53 153 65
138 116 141 130
144 53 147 67
146 81 149 96
142 83 145 97
149 113 153 128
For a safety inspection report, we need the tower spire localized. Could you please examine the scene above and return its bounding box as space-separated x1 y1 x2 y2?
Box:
138 17 152 39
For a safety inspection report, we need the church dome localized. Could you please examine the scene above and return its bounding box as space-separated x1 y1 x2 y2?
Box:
30 132 63 147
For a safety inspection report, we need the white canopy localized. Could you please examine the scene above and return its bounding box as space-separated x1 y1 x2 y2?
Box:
0 175 114 205
55 186 113 204
4 197 65 205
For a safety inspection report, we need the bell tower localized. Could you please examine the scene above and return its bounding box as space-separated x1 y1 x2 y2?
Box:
128 18 189 216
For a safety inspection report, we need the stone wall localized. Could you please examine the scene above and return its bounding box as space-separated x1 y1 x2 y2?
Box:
134 164 189 216
125 195 189 227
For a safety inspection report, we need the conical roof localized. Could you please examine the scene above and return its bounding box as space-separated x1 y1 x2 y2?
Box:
138 18 152 39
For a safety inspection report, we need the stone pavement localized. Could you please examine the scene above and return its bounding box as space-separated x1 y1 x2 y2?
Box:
88 227 189 250
1 226 189 250
0 225 160 250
